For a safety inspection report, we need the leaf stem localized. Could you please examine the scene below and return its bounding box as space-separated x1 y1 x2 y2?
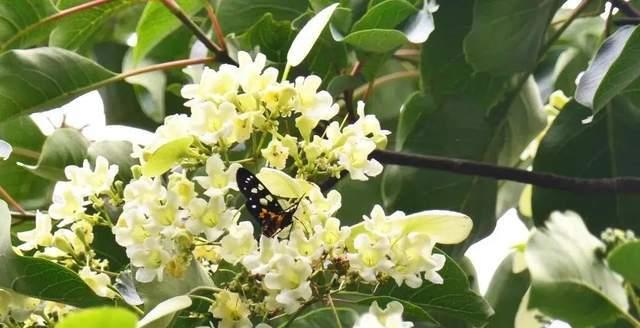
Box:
160 0 235 64
539 0 594 57
327 294 343 328
371 149 640 193
0 186 25 214
352 70 419 99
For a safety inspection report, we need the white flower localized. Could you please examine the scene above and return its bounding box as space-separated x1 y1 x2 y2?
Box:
287 3 339 67
237 51 279 95
123 176 166 212
190 101 237 145
219 222 257 264
16 212 53 251
294 75 339 138
210 291 252 328
353 301 414 328
263 255 313 313
314 217 350 252
287 228 323 260
0 139 11 160
128 237 172 282
242 236 288 275
347 234 394 282
78 267 115 298
301 188 341 226
187 196 236 241
143 114 194 156
181 65 239 105
64 156 118 195
113 208 150 247
389 233 438 288
337 137 383 181
48 182 87 226
344 101 391 148
167 172 197 207
261 139 290 169
362 205 405 237
194 154 241 197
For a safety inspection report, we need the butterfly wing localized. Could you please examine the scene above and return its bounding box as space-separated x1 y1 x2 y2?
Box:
236 168 289 237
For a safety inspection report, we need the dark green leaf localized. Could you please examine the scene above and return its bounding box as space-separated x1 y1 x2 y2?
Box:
526 211 629 326
575 25 640 113
55 307 137 328
607 241 640 287
0 47 116 123
464 0 562 75
133 0 203 63
0 0 57 52
92 225 129 272
334 175 383 226
0 115 53 209
326 75 364 97
343 29 407 53
350 0 416 32
278 307 358 328
0 201 111 307
532 99 640 233
23 128 89 181
343 250 492 326
485 253 530 328
216 0 307 35
50 0 142 51
236 13 295 63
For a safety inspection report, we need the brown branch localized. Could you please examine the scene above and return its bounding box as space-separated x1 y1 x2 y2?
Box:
0 186 26 214
371 149 640 193
160 0 235 64
610 0 640 17
204 1 226 51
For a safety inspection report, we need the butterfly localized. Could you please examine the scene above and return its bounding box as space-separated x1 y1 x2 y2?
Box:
236 168 302 237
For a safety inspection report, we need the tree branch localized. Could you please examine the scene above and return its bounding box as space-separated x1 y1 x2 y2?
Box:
371 149 640 193
610 0 640 17
160 0 235 64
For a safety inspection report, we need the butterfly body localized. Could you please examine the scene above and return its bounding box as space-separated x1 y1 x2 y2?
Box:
236 168 299 237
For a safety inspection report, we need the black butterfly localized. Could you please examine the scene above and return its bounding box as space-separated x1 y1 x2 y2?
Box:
236 168 301 237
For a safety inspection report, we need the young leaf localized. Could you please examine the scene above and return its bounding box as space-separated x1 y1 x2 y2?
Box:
607 241 640 288
217 0 307 36
575 25 640 113
525 211 629 327
56 307 138 328
350 0 416 32
287 3 339 67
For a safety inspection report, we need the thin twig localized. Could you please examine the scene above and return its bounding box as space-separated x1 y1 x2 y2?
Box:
160 0 235 64
610 0 640 17
371 149 640 193
353 70 419 99
0 186 26 214
204 1 226 51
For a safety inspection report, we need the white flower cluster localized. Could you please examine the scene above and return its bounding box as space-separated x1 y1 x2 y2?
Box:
16 157 118 298
0 288 73 327
137 51 387 181
349 205 446 288
353 301 414 328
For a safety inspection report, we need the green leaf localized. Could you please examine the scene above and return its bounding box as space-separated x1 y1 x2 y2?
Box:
236 13 295 63
421 0 506 107
133 0 203 63
531 99 640 233
92 225 129 272
216 0 307 35
525 211 629 327
343 29 407 53
607 241 640 287
55 307 137 328
334 175 384 226
0 115 53 209
0 47 116 123
485 253 530 328
141 136 194 177
124 51 166 123
50 0 142 51
278 307 359 328
22 128 89 181
88 140 136 182
464 0 562 75
0 0 58 52
350 0 416 32
342 250 493 326
0 200 111 307
575 25 640 113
